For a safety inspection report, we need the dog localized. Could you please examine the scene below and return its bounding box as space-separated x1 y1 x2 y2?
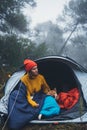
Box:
47 88 58 100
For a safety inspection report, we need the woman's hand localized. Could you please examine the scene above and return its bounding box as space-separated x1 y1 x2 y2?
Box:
35 103 39 107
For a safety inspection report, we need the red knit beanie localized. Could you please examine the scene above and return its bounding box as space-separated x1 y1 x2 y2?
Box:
24 59 37 72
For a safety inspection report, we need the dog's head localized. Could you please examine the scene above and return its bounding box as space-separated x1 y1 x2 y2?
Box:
47 88 58 100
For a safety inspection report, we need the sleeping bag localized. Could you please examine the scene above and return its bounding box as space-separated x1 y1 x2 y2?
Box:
39 95 60 118
8 82 46 129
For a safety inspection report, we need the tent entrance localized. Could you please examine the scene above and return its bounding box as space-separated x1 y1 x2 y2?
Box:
37 59 87 120
37 60 79 92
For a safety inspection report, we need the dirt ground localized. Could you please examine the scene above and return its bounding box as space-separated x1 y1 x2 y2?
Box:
1 123 87 130
23 123 87 130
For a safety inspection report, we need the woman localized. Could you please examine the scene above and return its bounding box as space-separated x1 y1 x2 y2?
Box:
8 59 60 130
21 59 51 107
8 59 50 129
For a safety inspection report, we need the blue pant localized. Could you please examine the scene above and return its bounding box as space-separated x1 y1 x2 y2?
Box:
40 95 60 117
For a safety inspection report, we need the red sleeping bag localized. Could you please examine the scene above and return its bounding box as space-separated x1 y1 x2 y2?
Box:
58 88 80 109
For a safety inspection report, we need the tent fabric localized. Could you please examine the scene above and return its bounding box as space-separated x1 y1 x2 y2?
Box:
8 82 46 129
0 70 25 114
58 87 80 109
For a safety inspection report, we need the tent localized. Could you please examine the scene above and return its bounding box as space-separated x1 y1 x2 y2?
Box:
0 56 87 125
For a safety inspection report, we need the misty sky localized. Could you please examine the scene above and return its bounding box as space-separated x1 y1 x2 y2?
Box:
23 0 69 28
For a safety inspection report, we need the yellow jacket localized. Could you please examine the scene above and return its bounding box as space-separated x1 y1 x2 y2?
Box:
21 73 50 107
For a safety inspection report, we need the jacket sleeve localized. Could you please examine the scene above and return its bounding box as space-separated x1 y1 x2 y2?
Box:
27 90 38 107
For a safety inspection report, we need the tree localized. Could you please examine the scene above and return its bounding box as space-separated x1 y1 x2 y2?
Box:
61 0 87 36
0 35 23 67
33 21 64 55
64 0 87 25
56 0 87 67
0 0 36 33
33 42 48 59
0 35 48 68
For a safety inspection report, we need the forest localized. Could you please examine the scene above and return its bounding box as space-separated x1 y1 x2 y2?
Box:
0 0 87 83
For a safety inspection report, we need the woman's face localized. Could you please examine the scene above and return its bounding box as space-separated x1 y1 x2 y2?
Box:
30 66 38 76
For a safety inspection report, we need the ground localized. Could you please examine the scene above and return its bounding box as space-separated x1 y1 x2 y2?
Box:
1 123 87 130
